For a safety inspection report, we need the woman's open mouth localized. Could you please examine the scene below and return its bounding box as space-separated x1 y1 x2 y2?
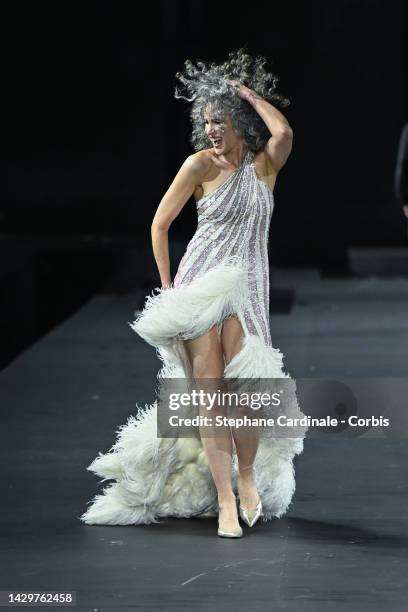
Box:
212 138 222 148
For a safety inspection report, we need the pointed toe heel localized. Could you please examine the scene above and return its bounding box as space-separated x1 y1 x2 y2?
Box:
239 499 263 527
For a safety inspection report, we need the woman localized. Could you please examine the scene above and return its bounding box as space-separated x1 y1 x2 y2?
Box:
81 49 307 538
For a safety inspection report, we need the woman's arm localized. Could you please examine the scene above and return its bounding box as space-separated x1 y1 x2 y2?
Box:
151 154 205 288
227 79 293 172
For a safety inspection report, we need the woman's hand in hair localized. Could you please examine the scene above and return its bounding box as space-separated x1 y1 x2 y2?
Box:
226 79 259 103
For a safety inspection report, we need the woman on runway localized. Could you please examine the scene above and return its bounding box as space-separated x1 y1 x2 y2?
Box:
81 48 306 538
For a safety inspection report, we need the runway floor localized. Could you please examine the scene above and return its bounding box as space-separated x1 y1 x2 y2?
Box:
1 269 407 611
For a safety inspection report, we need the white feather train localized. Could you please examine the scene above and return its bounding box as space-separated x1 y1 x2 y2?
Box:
80 260 307 526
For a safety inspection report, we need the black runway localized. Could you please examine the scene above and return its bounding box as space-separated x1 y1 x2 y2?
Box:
1 269 407 611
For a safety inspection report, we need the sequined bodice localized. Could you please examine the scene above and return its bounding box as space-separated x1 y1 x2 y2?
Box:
173 149 275 345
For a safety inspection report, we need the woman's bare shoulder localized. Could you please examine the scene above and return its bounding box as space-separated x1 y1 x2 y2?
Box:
183 149 213 177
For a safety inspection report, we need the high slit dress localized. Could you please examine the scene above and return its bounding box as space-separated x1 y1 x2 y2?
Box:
80 148 307 526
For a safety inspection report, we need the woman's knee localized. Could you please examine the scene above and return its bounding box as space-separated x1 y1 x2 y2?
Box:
193 361 224 379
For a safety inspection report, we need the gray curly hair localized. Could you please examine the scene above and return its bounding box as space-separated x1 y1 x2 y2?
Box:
174 47 290 153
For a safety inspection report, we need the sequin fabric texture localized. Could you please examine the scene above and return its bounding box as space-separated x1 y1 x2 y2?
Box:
173 149 275 346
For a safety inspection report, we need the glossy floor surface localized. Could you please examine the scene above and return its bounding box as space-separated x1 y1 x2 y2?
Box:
1 270 407 611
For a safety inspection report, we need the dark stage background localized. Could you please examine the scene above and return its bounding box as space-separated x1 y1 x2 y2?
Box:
2 0 408 367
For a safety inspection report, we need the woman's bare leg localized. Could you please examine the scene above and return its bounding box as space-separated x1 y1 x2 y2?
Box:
184 325 240 532
221 316 261 509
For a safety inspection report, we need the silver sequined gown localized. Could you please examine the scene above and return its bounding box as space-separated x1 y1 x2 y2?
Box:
174 148 272 345
80 148 307 527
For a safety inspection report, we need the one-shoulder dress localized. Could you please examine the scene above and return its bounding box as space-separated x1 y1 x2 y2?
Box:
80 149 307 526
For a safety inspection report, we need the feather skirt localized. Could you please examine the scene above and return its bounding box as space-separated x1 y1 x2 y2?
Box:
80 260 307 526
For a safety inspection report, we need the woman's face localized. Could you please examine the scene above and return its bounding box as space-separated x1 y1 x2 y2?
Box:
203 105 241 155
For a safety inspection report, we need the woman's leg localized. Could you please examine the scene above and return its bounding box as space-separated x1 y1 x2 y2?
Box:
221 316 261 509
184 325 240 531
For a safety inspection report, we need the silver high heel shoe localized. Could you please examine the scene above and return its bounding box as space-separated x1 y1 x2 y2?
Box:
217 502 243 538
238 464 263 527
239 498 263 527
